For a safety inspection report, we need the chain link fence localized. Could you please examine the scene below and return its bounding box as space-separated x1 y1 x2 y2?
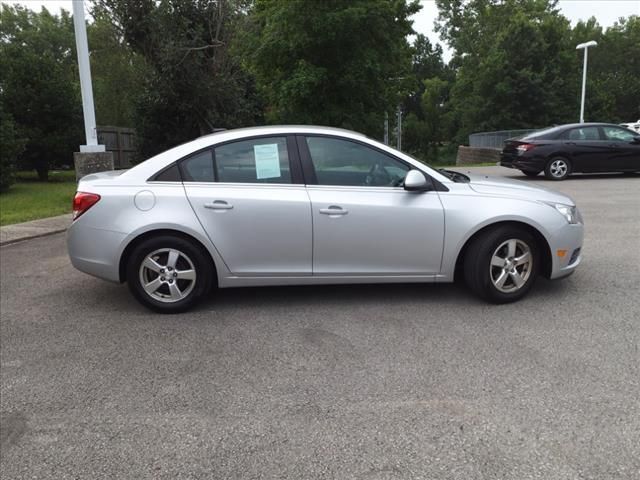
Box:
468 129 540 148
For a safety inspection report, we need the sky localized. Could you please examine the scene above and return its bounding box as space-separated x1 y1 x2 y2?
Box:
8 0 640 62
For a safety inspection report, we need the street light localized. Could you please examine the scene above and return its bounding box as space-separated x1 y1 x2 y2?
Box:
576 40 597 124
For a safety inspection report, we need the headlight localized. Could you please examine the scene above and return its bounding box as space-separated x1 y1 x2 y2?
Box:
544 202 581 224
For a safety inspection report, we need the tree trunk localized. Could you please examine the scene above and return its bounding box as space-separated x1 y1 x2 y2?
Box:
35 166 48 182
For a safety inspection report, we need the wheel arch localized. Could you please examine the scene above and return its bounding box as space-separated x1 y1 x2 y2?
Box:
453 220 552 280
118 228 218 285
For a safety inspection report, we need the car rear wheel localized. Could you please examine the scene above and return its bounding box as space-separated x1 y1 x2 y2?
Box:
544 157 571 180
464 226 540 303
127 235 212 313
521 170 541 177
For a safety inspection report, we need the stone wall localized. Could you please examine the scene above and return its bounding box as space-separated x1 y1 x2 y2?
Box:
73 151 115 180
456 146 501 166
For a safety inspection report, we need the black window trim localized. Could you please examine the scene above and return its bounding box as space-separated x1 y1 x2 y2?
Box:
148 134 304 185
296 133 448 192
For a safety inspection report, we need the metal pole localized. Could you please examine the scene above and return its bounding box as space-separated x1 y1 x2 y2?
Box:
396 106 402 151
579 47 588 123
384 112 389 145
72 0 104 152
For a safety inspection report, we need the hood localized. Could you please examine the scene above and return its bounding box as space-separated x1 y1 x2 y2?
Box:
466 174 575 205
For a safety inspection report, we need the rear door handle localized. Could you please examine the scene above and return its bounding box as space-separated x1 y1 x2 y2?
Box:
204 200 233 210
319 206 348 216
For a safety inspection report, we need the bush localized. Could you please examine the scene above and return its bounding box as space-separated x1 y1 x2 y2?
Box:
0 108 25 192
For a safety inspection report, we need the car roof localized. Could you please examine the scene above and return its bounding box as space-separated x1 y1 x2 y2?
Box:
119 125 449 184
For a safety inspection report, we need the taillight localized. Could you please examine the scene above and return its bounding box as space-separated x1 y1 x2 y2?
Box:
72 192 101 220
516 143 536 155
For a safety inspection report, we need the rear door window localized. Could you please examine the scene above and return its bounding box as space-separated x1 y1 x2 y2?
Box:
214 137 292 184
562 127 601 141
181 150 215 182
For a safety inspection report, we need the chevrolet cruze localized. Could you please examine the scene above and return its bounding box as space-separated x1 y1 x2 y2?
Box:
67 126 584 312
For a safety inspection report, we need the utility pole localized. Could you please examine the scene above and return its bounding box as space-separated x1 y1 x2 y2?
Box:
576 40 597 123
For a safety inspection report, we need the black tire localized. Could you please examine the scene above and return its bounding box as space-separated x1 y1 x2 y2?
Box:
126 235 213 313
464 225 540 304
521 170 541 177
544 157 571 180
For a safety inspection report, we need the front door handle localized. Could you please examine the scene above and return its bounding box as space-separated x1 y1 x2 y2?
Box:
319 206 348 216
204 200 233 210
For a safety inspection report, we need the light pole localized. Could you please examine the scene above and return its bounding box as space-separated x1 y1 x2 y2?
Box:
72 0 114 179
576 40 597 124
72 0 103 152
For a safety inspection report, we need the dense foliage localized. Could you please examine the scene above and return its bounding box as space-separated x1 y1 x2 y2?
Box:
0 5 83 180
92 0 262 159
0 0 638 187
240 0 420 137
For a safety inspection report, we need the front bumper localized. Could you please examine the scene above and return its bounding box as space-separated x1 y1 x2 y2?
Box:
548 222 584 280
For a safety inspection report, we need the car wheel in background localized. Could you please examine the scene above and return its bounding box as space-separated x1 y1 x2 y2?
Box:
544 157 571 180
521 170 541 177
464 225 540 304
126 235 212 313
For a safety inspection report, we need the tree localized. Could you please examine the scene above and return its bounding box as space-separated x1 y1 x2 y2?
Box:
436 0 577 143
401 34 454 161
92 0 262 159
88 9 147 127
0 4 83 180
0 106 25 192
241 0 421 137
571 16 640 122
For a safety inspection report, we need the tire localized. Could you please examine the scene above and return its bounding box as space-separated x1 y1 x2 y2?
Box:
544 157 571 180
126 235 213 313
521 170 541 177
464 226 540 304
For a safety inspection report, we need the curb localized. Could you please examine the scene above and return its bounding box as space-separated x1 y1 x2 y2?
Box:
0 214 72 247
0 227 68 247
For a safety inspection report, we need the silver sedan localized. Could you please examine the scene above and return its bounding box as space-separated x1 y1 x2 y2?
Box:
67 126 584 312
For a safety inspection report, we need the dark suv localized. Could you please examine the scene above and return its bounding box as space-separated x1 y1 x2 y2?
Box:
500 123 640 180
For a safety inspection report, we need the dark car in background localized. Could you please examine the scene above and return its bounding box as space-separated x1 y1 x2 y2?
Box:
500 123 640 180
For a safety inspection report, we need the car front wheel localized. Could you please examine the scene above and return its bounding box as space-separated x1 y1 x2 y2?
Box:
464 226 540 303
126 235 212 313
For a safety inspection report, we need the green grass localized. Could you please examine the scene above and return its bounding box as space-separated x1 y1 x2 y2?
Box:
0 171 77 226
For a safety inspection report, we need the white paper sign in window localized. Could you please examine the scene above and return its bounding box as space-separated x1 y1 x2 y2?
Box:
254 143 281 179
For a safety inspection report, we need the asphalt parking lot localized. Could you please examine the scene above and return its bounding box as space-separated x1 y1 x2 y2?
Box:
1 167 639 479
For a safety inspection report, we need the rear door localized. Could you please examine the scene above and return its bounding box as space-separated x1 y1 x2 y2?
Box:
182 136 312 275
299 135 445 276
601 126 640 171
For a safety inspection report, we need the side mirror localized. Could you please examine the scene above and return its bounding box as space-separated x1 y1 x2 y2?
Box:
631 136 640 144
403 170 432 192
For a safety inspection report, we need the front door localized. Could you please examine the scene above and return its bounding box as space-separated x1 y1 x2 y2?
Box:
300 135 445 275
560 126 610 172
182 136 312 275
601 125 640 171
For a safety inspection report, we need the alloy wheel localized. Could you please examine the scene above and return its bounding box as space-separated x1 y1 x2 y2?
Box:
138 248 197 303
489 239 533 293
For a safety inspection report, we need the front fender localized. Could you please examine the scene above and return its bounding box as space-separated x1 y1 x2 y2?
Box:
437 191 568 281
